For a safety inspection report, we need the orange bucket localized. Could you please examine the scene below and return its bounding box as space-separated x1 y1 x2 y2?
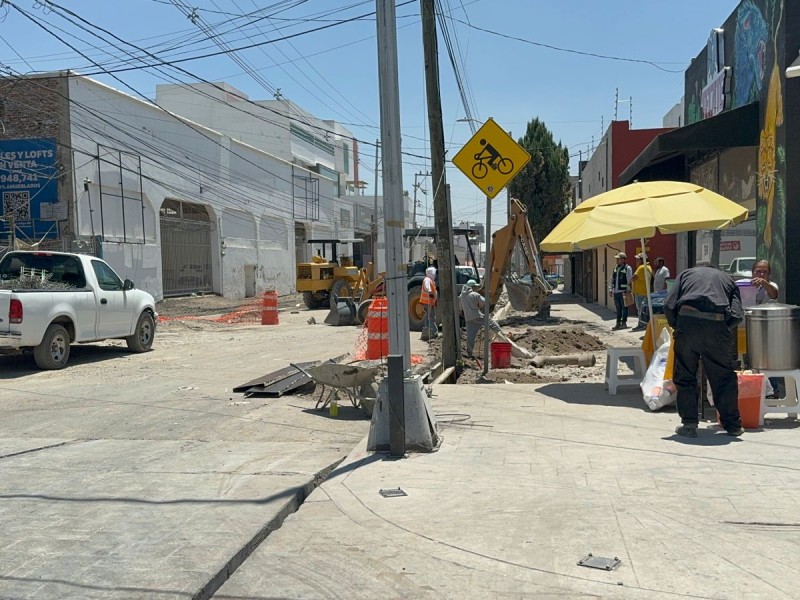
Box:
717 373 764 428
261 290 279 325
737 373 764 428
490 341 512 369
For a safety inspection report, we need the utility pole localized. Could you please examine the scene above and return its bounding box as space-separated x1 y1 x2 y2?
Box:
376 0 411 370
411 170 430 230
372 138 380 266
412 172 420 229
421 0 457 369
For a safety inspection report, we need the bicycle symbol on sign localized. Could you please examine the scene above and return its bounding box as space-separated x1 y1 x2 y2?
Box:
471 139 514 179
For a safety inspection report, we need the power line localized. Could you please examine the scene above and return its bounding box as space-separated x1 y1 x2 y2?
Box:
15 0 432 164
448 17 688 73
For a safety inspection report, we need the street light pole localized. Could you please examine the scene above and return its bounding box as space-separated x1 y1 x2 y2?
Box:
376 0 411 370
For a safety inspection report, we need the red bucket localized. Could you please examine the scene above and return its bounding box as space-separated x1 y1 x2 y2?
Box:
490 341 512 369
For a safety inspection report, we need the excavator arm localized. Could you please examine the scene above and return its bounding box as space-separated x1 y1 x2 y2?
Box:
485 198 551 313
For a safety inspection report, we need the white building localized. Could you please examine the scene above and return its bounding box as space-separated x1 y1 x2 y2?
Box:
0 73 384 301
155 82 418 276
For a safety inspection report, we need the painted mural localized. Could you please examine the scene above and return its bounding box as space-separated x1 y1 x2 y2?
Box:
755 0 785 295
685 47 708 125
734 0 770 108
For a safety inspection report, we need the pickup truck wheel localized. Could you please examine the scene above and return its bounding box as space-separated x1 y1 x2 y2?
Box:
33 324 71 370
126 312 155 352
407 285 425 332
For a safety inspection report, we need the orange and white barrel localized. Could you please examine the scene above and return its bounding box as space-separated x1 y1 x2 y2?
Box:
261 290 279 325
366 297 389 359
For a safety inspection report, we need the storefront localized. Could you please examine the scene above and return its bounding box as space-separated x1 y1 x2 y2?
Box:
621 0 800 304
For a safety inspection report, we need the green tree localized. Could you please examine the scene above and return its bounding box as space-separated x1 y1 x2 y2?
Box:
507 118 572 242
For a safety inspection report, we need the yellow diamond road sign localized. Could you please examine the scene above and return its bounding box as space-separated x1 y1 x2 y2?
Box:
452 118 531 199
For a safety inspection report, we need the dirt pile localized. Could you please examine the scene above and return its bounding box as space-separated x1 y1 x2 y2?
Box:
510 326 606 357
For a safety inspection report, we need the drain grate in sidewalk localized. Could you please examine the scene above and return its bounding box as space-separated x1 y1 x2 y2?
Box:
379 487 407 498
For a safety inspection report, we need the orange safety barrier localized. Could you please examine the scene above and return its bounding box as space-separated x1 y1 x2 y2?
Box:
261 290 279 325
366 297 389 359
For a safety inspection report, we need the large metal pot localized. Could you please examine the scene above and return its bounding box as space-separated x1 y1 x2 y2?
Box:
745 304 800 370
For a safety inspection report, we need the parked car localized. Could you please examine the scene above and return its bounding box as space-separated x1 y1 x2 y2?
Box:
726 256 756 281
455 265 479 282
0 251 157 369
545 273 562 287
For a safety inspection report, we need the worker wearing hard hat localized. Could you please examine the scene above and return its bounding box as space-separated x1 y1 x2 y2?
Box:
459 279 501 358
420 266 438 341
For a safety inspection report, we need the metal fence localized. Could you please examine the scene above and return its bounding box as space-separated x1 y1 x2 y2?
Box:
160 216 213 296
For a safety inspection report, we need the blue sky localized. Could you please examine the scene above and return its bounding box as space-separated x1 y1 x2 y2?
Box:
0 0 738 230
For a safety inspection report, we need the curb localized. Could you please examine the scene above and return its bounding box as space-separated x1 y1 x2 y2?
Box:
191 456 346 600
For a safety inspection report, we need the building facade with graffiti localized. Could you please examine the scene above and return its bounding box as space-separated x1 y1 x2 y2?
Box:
622 0 800 303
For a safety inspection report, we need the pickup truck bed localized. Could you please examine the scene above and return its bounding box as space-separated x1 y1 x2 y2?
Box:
0 251 157 369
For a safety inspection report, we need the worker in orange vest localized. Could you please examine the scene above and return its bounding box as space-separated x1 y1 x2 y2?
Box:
420 266 438 340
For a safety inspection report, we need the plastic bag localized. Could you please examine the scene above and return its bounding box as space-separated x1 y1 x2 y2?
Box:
641 328 677 411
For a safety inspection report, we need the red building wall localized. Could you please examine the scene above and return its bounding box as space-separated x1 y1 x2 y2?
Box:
609 122 678 275
611 121 672 188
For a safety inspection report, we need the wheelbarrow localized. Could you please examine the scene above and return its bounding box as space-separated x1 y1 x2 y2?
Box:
290 362 380 414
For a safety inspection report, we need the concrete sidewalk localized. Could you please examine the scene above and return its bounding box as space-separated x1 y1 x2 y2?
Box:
217 305 800 599
0 311 429 600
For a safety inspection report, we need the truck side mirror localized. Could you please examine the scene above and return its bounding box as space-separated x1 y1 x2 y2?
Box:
123 279 135 291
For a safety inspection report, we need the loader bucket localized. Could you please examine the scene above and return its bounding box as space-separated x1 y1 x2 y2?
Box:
505 275 550 313
324 297 356 326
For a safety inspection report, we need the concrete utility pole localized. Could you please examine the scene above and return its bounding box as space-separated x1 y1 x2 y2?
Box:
411 171 429 229
421 0 457 369
376 0 411 370
372 138 380 265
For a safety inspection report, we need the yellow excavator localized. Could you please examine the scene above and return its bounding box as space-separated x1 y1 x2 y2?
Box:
296 239 365 310
482 198 551 315
324 262 387 326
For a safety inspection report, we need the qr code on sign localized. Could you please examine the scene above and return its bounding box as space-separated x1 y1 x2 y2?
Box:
3 191 31 219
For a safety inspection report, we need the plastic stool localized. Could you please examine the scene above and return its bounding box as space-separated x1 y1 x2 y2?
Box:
757 368 800 422
605 347 647 395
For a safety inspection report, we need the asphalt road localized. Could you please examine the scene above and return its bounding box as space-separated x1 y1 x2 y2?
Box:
0 310 379 599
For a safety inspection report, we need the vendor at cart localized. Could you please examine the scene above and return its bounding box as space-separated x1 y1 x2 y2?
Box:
752 259 782 397
752 260 778 304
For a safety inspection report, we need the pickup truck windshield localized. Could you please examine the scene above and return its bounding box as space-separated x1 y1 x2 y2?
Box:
0 253 87 287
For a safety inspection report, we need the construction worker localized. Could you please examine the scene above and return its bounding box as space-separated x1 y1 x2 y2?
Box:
420 266 438 340
459 279 502 358
609 252 633 330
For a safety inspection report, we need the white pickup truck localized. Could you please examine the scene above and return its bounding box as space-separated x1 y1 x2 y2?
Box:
0 251 157 369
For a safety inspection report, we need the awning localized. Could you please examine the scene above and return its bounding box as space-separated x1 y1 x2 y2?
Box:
619 102 760 185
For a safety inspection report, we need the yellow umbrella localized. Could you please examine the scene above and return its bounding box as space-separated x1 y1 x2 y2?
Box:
540 181 748 252
540 181 749 342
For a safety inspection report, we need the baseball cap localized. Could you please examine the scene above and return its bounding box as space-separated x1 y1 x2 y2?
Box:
614 252 626 259
635 253 643 259
465 279 478 288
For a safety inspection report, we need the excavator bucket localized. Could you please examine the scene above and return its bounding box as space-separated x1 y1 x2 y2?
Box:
504 275 550 314
324 295 356 326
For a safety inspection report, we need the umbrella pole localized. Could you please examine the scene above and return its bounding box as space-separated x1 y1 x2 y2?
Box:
640 238 657 348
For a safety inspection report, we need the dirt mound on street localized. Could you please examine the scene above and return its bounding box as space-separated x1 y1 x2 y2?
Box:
511 326 606 356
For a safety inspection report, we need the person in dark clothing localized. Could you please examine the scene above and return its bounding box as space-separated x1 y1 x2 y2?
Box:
664 266 744 438
609 252 633 330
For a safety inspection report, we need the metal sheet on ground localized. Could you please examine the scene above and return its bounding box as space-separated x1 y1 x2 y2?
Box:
233 355 350 397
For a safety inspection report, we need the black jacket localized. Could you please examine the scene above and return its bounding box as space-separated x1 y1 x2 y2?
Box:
664 266 743 328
